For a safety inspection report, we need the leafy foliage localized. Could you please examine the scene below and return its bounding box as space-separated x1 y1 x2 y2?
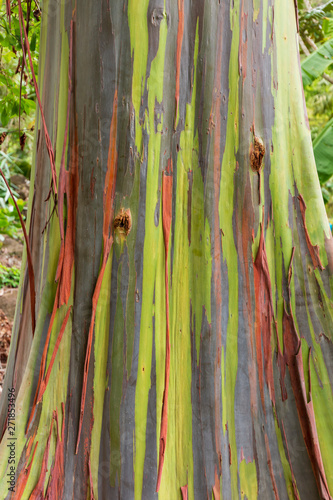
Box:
0 1 40 138
299 1 333 217
0 263 20 288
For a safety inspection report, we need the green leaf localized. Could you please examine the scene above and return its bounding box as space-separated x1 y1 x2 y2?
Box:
323 18 333 35
313 117 333 184
30 33 37 52
301 38 333 86
0 106 9 127
0 74 8 86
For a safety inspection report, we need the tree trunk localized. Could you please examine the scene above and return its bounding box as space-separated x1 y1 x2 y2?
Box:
0 0 333 498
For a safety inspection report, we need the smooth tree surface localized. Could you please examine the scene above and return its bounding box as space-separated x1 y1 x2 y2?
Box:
0 0 332 498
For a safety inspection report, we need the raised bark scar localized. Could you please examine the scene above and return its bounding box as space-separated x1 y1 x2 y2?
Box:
250 136 265 172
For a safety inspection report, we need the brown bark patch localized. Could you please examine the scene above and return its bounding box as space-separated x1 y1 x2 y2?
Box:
113 209 132 236
250 136 265 172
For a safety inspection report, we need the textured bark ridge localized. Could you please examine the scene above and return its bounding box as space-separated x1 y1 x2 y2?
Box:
0 0 333 499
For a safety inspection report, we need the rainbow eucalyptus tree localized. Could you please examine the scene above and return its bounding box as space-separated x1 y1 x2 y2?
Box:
0 0 333 498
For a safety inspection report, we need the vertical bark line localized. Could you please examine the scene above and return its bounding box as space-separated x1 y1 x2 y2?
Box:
212 14 223 483
76 90 119 454
156 168 173 492
56 19 74 303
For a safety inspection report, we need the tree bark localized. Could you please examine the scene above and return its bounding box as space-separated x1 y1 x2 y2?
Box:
0 0 333 498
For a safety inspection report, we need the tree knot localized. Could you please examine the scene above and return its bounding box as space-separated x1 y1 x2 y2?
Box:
113 209 132 236
250 136 265 172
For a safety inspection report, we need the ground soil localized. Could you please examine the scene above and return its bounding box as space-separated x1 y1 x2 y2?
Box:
0 174 27 393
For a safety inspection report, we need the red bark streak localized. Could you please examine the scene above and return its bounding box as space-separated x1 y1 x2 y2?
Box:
30 415 55 499
15 442 38 499
88 455 96 500
281 419 300 500
264 433 280 500
253 224 275 409
283 308 332 499
17 0 57 196
37 306 72 403
174 0 184 128
213 467 220 500
156 167 173 492
180 485 188 500
0 168 36 332
45 403 65 499
298 194 324 271
76 90 118 454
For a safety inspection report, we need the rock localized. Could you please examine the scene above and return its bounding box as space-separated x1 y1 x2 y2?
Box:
0 236 23 268
10 174 30 201
0 289 18 322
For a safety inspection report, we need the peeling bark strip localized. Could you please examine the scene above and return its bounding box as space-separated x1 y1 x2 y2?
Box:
0 168 36 332
298 194 324 270
45 403 65 499
283 309 332 499
180 485 188 500
156 167 173 492
253 223 275 408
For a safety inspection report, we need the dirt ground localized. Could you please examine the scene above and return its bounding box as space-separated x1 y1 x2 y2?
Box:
0 174 27 393
0 236 23 393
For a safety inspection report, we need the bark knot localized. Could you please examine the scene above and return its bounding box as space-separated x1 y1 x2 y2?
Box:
250 136 265 172
113 209 132 236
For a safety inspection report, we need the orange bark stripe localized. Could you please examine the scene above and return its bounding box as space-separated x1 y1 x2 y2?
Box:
15 442 38 499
